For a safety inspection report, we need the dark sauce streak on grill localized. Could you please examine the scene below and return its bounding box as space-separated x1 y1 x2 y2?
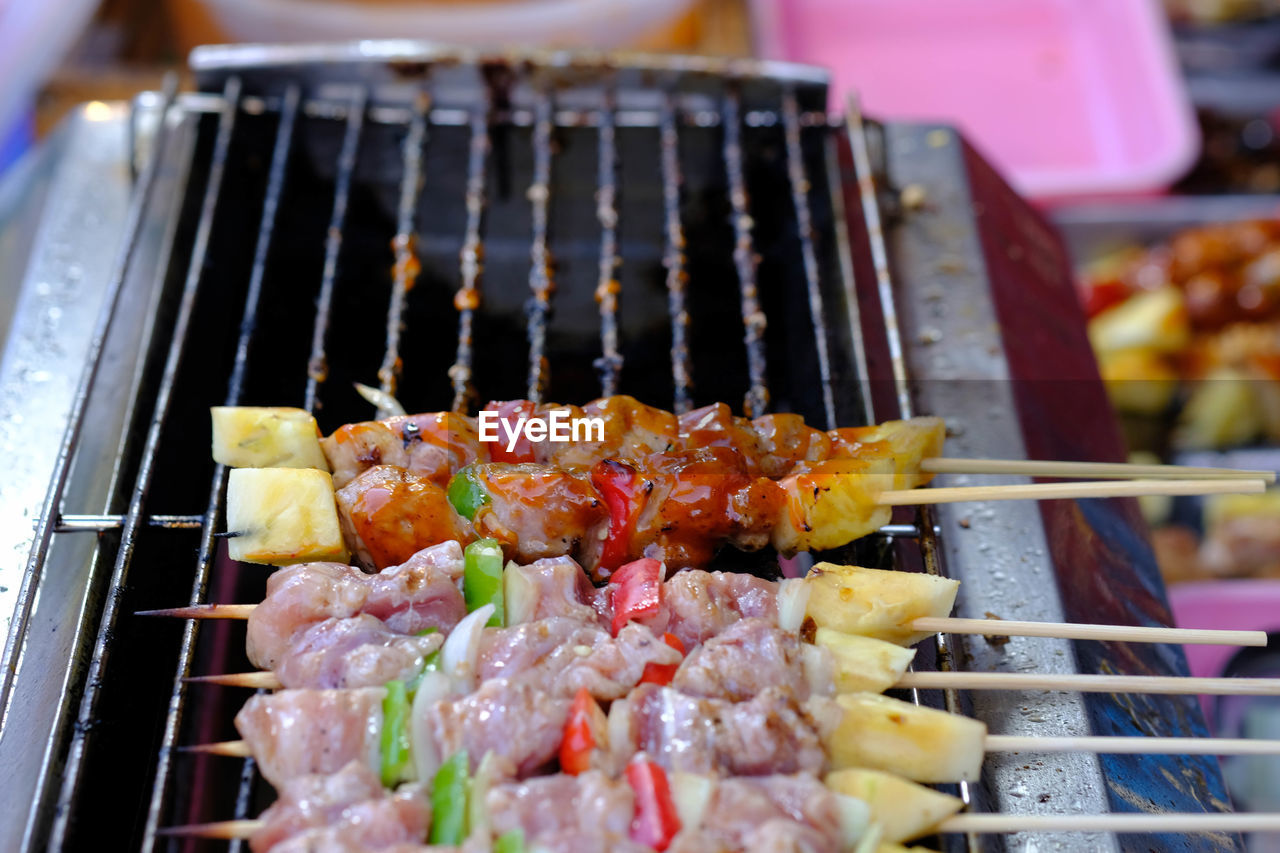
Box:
525 85 556 403
723 84 769 417
660 88 692 414
449 88 492 413
593 79 623 396
378 88 430 411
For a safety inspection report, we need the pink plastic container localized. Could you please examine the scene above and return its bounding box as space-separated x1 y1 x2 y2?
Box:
753 0 1199 200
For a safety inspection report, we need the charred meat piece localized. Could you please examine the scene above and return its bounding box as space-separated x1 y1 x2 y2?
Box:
468 463 608 563
336 465 472 570
247 541 465 671
250 762 430 853
325 412 486 490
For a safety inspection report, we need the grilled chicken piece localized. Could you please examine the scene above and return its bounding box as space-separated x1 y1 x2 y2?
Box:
276 615 443 690
247 542 465 671
467 464 608 563
250 762 430 853
237 688 386 788
423 679 571 777
672 617 821 702
641 569 778 651
669 774 849 853
538 395 678 469
609 685 829 777
324 412 485 490
487 771 637 849
336 465 472 570
477 617 681 700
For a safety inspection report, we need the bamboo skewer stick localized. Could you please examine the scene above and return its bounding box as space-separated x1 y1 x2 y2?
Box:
155 811 1280 840
923 457 1277 483
878 477 1266 506
911 617 1265 647
136 603 256 619
201 670 1280 697
145 607 1267 648
188 733 1280 762
940 812 1280 835
901 671 1280 695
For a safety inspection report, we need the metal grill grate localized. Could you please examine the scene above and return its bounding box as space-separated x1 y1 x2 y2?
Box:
0 43 1240 853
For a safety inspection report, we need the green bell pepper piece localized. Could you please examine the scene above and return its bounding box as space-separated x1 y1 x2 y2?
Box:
379 680 413 787
429 749 470 845
496 829 525 853
447 466 491 521
463 538 505 627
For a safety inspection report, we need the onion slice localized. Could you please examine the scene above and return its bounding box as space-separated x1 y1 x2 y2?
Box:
442 603 494 691
354 382 407 417
834 793 872 849
669 772 715 831
776 577 811 633
409 670 452 783
503 561 537 626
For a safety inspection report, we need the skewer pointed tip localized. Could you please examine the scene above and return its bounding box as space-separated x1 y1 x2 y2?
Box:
135 603 255 619
156 819 261 840
180 740 253 758
187 671 282 689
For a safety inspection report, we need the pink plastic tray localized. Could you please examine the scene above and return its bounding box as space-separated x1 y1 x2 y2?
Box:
753 0 1199 200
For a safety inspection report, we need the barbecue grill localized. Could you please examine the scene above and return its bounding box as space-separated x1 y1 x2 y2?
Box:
0 41 1240 852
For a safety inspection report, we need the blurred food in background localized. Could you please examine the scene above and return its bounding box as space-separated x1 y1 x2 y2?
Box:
1080 220 1280 451
1165 0 1280 24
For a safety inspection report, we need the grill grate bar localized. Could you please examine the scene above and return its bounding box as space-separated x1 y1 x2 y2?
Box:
524 86 556 404
593 83 623 397
449 95 491 413
140 84 300 851
659 89 692 414
0 76 180 731
50 76 243 851
303 88 367 414
723 86 769 417
377 89 431 416
55 514 206 532
782 87 836 430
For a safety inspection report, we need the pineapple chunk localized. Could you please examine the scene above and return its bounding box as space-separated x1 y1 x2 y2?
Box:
1174 367 1264 449
1087 287 1190 355
1097 349 1178 415
815 628 916 693
772 456 895 554
824 693 986 783
804 563 959 646
826 768 963 843
211 406 328 470
227 468 349 565
833 417 947 490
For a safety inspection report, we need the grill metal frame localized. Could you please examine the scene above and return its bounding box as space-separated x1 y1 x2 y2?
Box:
0 41 1240 853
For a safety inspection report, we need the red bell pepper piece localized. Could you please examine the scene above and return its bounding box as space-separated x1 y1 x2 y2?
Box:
608 557 663 637
560 687 602 775
1080 277 1130 319
639 632 686 686
626 756 681 851
591 460 644 571
486 400 538 463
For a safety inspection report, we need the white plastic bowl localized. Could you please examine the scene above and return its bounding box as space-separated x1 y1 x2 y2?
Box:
198 0 698 49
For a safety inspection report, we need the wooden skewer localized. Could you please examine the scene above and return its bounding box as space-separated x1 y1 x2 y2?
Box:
911 616 1266 647
181 740 253 757
156 819 262 839
204 669 1280 696
986 735 1280 756
900 671 1280 696
158 811 1280 839
878 477 1266 506
136 603 256 619
940 812 1280 834
923 457 1277 483
188 672 283 689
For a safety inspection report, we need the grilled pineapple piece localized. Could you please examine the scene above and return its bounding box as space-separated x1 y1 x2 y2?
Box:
804 563 959 646
826 768 963 843
1096 349 1178 415
1088 287 1190 355
824 693 985 783
211 406 328 469
772 456 895 554
1175 367 1264 449
833 417 947 490
815 628 916 693
227 468 349 565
